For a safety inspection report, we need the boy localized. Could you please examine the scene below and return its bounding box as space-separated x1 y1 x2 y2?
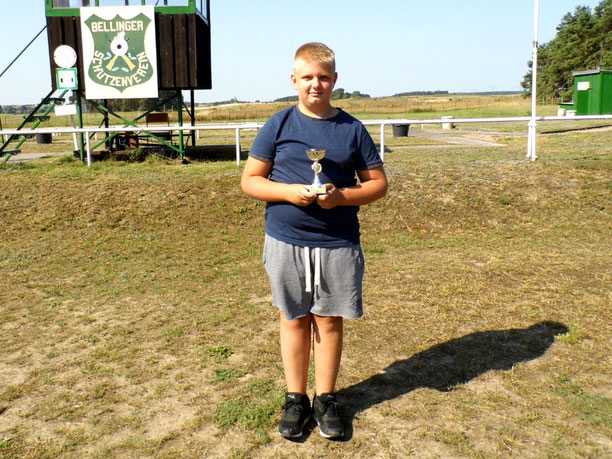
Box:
240 42 387 439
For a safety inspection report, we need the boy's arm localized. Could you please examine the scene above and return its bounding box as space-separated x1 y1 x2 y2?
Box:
316 166 388 209
240 156 318 206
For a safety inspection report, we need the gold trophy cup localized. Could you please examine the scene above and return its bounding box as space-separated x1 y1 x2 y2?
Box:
306 149 327 195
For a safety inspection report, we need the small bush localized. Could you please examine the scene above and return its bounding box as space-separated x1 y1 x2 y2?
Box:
126 148 148 162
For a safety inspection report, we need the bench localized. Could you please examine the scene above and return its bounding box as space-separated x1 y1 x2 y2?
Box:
144 112 173 144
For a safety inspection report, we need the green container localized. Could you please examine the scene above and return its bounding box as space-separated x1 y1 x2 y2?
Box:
572 70 612 115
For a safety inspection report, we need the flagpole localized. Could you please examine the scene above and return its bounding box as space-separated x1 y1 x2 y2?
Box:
527 0 540 161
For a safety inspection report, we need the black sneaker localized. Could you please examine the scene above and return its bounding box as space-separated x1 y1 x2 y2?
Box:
279 393 311 438
313 393 344 438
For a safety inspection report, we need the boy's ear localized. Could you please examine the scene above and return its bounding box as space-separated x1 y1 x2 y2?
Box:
333 72 338 86
291 73 298 89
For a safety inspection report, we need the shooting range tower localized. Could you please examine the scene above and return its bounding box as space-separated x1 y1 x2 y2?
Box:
46 0 211 93
43 0 211 161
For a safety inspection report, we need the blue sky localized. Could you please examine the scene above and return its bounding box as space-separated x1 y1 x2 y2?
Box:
0 1 605 105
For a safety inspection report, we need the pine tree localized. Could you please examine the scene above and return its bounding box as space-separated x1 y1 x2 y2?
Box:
522 0 611 101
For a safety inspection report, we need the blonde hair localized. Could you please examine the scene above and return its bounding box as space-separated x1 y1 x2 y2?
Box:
294 42 335 71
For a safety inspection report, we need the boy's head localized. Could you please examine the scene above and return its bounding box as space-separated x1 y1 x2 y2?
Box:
294 42 335 72
292 42 338 117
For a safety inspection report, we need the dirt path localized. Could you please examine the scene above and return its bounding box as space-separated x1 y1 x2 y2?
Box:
5 152 68 163
411 130 507 147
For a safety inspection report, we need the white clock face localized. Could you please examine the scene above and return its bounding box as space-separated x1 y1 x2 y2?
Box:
53 45 77 69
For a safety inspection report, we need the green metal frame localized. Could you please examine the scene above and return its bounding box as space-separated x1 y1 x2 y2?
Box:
1 89 69 162
75 91 86 161
85 90 186 160
45 0 208 21
1 89 187 163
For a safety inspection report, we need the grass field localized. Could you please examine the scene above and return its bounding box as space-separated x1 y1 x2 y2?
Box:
2 94 608 160
2 93 516 128
0 100 611 457
0 94 556 130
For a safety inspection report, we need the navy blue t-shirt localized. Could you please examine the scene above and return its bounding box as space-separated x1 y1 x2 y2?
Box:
249 105 383 248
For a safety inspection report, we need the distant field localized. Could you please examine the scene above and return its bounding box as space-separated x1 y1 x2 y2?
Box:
0 120 610 457
1 94 549 129
3 94 608 159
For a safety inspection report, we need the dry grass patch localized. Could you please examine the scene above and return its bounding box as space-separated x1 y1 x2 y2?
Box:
0 127 610 457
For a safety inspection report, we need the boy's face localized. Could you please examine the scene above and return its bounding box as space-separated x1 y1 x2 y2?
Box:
291 59 337 110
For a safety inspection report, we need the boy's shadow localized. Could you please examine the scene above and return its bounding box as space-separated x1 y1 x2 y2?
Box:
334 320 568 441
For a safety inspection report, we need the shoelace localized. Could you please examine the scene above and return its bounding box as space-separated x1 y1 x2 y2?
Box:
283 399 303 413
304 246 321 293
319 399 339 417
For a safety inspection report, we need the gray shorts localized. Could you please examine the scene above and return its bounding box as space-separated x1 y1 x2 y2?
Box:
263 234 364 321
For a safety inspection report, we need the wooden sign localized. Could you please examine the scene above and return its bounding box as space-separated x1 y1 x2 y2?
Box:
80 6 158 99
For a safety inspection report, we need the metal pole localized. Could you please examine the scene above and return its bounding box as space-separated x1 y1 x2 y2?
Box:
103 99 110 150
235 128 241 165
379 123 385 161
190 89 196 147
75 91 85 162
70 115 78 151
0 26 47 80
86 130 92 167
177 90 184 161
527 0 540 161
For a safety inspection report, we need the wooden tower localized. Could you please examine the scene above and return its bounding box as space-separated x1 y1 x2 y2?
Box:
43 0 212 161
45 0 212 93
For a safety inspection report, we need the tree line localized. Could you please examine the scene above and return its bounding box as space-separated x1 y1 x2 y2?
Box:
274 88 371 103
521 0 611 101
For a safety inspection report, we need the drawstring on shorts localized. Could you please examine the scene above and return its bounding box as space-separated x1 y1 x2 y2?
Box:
304 246 321 293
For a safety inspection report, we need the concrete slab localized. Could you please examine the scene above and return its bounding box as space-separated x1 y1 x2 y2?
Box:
5 152 70 163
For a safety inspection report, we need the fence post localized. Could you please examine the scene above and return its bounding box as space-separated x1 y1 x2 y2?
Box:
379 123 385 161
86 129 92 167
235 128 241 165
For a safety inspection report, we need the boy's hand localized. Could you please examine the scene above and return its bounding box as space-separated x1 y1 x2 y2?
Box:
287 184 317 206
316 184 341 209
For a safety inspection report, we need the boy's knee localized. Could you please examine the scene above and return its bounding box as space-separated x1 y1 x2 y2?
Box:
313 315 343 332
280 313 312 330
313 314 342 323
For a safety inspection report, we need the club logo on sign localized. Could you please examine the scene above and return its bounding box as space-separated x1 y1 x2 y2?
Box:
85 13 153 92
81 6 158 99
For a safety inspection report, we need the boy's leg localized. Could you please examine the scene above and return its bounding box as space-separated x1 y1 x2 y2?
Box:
312 315 343 394
278 312 313 438
279 312 312 394
311 314 344 438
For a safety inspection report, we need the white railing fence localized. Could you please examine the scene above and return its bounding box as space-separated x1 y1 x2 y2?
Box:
1 115 610 166
361 115 612 162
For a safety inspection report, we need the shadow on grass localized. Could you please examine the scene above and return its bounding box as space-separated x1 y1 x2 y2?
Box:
336 320 568 441
81 145 248 163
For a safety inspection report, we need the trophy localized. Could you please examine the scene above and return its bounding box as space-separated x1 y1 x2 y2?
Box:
306 149 327 195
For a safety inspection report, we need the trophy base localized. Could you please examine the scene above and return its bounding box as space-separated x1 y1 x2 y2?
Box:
309 185 327 195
